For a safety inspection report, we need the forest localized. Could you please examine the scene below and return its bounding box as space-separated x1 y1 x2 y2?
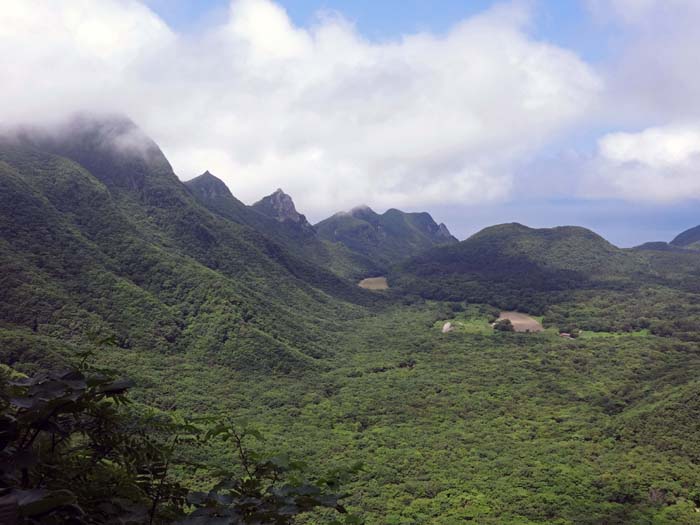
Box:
1 116 699 524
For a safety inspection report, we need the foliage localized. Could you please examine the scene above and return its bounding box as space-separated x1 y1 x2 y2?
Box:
3 117 700 524
0 359 355 525
493 318 514 332
315 207 457 268
0 356 187 524
182 422 360 525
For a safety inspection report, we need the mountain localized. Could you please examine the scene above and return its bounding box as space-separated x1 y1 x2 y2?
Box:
393 222 644 311
5 116 700 525
670 224 700 250
0 115 375 373
186 173 382 279
252 188 313 228
315 205 457 267
630 241 689 252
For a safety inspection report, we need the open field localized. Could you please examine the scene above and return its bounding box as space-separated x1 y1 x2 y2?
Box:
499 311 544 332
359 276 389 290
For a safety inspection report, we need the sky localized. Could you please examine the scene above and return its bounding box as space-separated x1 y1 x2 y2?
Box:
2 0 700 246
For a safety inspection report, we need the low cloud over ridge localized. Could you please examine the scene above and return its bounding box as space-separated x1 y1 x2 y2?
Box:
0 0 601 218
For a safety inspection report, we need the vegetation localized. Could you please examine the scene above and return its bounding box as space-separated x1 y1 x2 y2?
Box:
670 224 700 250
0 358 355 524
2 116 700 523
186 173 381 280
315 206 457 268
493 318 514 331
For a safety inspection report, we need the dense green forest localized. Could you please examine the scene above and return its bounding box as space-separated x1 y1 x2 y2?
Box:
1 116 700 523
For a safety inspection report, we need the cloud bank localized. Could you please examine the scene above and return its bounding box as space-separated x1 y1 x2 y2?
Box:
3 0 700 220
0 0 602 218
581 125 700 202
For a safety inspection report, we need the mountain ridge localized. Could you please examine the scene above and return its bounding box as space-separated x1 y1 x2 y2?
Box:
0 115 377 373
315 204 458 267
670 224 700 250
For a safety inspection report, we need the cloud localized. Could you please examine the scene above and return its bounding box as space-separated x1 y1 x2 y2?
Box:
582 124 700 202
0 0 601 218
586 0 700 126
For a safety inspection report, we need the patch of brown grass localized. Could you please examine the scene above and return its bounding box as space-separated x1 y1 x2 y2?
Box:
358 277 389 290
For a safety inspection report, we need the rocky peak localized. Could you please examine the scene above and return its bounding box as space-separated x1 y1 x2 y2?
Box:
437 223 456 241
252 188 306 224
185 171 232 200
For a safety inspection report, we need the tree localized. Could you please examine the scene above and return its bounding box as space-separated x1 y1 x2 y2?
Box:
0 357 358 524
493 319 514 332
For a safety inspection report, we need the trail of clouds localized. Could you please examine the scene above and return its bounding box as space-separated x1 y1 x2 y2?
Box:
0 0 601 218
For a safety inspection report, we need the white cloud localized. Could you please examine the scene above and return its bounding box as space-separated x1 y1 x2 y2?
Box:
582 124 700 202
0 0 601 218
587 0 700 126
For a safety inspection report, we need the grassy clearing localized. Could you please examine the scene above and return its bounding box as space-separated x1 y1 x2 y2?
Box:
359 276 389 290
498 311 544 332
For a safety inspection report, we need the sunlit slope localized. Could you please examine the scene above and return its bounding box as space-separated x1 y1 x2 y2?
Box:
0 116 373 372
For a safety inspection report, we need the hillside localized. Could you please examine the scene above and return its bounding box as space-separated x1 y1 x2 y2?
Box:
3 117 700 524
315 205 457 267
670 224 700 250
0 115 375 373
186 174 381 279
393 222 646 312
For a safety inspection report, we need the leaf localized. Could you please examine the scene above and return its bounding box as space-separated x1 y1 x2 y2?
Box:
9 397 37 410
98 379 134 394
15 489 76 517
187 491 209 505
245 428 264 441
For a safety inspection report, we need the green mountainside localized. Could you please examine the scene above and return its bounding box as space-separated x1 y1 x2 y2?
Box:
315 205 458 268
0 116 376 374
670 224 700 250
2 117 700 523
186 172 381 279
393 223 646 310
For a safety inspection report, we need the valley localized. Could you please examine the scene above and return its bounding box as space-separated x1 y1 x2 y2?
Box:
1 116 700 524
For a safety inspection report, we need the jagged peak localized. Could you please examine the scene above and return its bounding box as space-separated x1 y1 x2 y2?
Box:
252 188 306 224
437 222 455 240
185 171 233 199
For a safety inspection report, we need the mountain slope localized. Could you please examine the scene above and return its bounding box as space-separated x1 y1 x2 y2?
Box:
315 205 457 267
251 188 314 230
0 116 374 373
393 222 645 311
185 173 381 279
670 224 700 250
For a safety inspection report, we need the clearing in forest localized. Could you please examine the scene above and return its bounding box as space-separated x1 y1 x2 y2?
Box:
358 277 389 290
498 311 544 332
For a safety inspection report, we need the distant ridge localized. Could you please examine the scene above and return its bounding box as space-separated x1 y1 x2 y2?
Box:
393 222 643 311
186 172 382 279
0 114 375 373
315 206 457 266
630 241 690 253
670 225 700 250
252 188 311 228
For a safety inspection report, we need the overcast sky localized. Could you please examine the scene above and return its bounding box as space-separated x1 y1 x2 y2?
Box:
2 0 700 245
